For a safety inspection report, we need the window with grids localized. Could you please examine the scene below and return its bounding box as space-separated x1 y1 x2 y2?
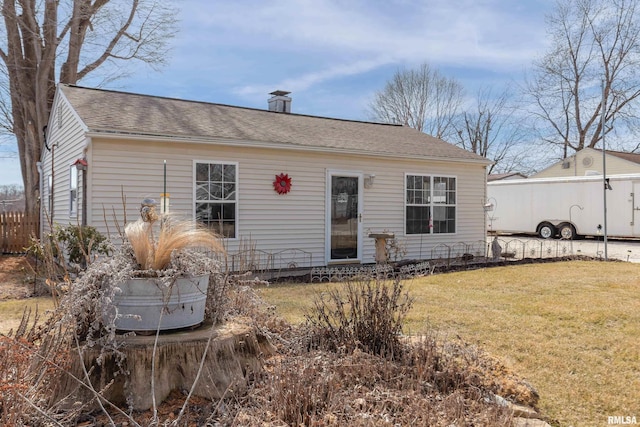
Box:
195 162 237 238
405 175 456 234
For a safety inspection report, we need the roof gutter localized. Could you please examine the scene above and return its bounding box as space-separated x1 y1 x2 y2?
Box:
84 130 492 166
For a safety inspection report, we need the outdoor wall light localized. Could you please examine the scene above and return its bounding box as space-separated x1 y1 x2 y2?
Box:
365 174 376 188
160 192 170 214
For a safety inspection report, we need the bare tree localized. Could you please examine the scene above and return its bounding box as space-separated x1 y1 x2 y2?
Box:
455 86 533 174
0 0 178 215
523 0 640 159
368 63 464 140
0 183 24 211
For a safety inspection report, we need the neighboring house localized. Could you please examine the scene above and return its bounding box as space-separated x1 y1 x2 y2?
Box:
39 84 491 269
487 172 527 182
532 147 640 178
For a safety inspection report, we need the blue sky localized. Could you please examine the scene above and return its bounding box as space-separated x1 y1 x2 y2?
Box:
0 0 554 186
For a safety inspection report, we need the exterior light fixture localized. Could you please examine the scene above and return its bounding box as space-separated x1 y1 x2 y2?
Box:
160 192 170 214
364 174 376 189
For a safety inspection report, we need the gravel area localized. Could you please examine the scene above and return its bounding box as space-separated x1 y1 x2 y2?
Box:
569 238 640 262
493 235 640 263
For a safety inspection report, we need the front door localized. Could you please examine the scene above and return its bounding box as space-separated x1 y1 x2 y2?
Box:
327 172 363 263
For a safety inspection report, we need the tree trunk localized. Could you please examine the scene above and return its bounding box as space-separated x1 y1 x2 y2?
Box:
0 0 175 218
48 319 274 411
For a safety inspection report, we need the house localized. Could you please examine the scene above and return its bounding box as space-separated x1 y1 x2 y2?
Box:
39 84 491 269
487 172 527 182
532 147 640 178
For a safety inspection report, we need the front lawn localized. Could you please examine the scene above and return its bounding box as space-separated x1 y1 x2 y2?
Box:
258 260 640 427
0 297 54 334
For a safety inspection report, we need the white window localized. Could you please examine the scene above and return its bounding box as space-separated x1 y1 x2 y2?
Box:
70 166 78 217
195 162 237 238
405 174 456 234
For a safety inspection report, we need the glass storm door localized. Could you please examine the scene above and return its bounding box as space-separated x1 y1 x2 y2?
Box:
328 173 363 262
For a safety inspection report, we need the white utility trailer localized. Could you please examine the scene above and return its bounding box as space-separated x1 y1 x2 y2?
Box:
486 174 640 239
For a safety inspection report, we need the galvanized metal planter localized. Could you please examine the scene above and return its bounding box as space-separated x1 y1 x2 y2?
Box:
111 274 209 332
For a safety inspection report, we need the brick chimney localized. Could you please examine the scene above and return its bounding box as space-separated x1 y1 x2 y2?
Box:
268 90 291 113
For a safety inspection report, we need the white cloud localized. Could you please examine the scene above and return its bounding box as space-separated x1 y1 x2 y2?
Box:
173 0 552 108
234 56 394 96
187 0 549 68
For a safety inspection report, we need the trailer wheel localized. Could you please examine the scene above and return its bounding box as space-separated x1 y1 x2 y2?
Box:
537 223 555 239
559 223 576 240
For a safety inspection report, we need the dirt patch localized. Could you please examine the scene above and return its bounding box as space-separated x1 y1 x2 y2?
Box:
0 255 38 300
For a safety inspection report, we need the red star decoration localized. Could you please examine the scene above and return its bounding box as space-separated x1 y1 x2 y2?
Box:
273 173 292 194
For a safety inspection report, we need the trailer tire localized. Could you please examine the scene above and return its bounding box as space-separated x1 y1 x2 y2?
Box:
537 223 555 239
559 223 576 240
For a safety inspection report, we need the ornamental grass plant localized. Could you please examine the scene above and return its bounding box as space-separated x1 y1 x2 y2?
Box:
66 212 225 345
125 203 224 272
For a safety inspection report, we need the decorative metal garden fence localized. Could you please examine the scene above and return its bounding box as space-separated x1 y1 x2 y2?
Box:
227 247 313 273
222 236 579 282
308 237 578 283
495 237 574 260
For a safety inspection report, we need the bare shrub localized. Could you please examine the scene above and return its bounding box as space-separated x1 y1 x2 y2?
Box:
305 277 413 358
0 334 32 425
216 340 514 426
0 308 74 426
27 224 113 305
203 277 525 426
28 224 112 274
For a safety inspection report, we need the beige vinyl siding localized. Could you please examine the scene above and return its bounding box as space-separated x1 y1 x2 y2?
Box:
533 148 640 178
41 95 88 233
603 157 640 175
88 137 487 268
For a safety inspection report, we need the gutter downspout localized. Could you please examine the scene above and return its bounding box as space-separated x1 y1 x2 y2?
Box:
81 161 87 227
51 142 55 224
81 136 92 227
36 161 43 239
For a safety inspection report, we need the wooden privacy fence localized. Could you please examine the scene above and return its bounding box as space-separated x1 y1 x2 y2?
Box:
1 211 38 254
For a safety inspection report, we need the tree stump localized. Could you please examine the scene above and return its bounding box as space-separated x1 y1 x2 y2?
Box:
52 318 274 411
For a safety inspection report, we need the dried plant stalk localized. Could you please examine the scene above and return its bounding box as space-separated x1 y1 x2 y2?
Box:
125 220 154 270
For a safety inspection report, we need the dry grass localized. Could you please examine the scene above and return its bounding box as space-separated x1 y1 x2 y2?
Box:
259 260 640 427
0 297 54 335
125 217 224 270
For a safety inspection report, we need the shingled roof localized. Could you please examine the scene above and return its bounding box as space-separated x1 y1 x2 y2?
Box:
59 84 488 163
603 149 640 164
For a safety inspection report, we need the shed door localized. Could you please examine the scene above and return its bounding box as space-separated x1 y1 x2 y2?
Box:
633 182 640 236
327 172 363 263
